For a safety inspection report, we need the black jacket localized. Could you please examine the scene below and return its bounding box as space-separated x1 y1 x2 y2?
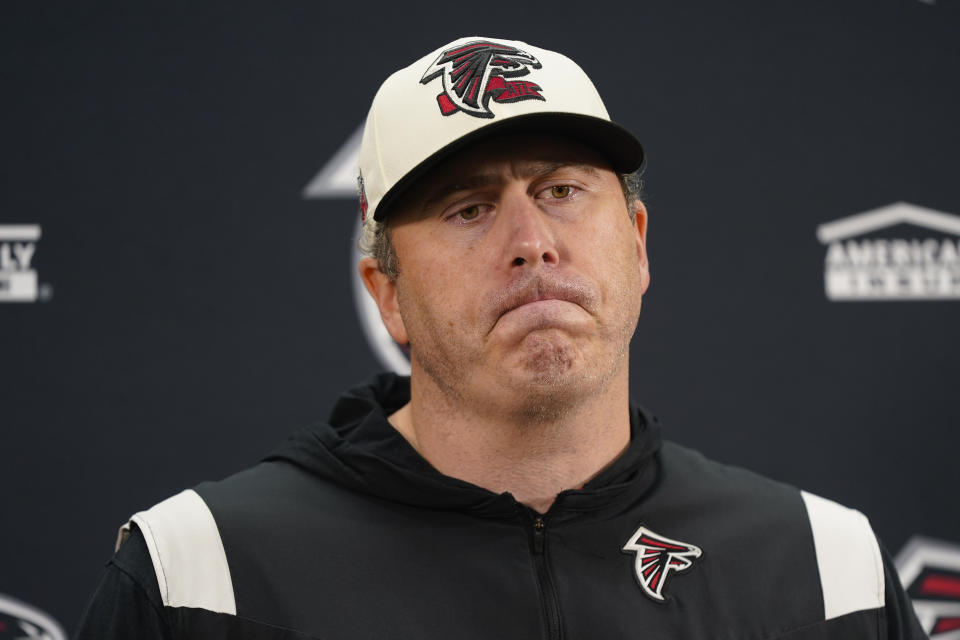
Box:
76 374 927 639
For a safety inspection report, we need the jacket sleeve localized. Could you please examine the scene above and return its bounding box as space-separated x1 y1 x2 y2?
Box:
881 543 929 640
74 524 173 640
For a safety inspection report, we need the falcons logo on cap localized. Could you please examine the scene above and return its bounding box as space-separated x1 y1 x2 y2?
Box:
420 40 545 119
622 526 702 602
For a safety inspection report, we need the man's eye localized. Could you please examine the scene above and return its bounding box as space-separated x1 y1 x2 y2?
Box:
550 185 572 198
458 205 481 220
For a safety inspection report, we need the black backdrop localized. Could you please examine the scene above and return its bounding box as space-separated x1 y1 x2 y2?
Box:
2 2 958 636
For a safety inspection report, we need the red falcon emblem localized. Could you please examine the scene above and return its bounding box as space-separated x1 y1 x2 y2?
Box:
622 526 702 602
420 40 545 119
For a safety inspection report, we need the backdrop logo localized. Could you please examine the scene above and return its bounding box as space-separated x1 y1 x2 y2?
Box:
0 225 50 303
816 203 960 301
420 40 544 119
0 593 67 640
896 537 960 638
303 127 410 375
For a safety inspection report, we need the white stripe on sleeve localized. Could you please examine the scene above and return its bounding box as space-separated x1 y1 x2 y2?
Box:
801 490 885 620
118 489 236 615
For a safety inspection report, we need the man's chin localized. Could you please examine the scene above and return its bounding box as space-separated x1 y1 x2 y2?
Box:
488 340 596 417
509 331 576 377
495 373 591 424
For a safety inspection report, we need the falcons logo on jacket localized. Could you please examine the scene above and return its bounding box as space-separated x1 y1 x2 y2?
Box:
420 40 545 118
622 526 702 602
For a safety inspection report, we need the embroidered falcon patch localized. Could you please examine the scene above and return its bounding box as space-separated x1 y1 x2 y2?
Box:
420 40 544 119
622 526 702 602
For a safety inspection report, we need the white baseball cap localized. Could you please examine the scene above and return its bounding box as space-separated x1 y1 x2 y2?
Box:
357 36 645 223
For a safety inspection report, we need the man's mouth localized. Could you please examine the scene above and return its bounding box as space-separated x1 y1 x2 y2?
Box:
490 276 597 330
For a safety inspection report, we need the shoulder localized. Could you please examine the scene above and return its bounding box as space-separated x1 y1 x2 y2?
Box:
654 441 810 528
120 458 348 616
123 488 236 615
656 441 886 622
795 489 886 621
658 440 801 499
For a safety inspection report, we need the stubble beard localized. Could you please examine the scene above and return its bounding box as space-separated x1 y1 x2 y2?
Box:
399 264 641 427
410 322 632 426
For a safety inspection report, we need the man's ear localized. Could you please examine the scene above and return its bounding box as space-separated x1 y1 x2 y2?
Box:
358 257 409 345
633 201 650 294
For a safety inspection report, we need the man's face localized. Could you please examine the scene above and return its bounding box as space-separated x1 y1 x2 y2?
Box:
363 133 649 420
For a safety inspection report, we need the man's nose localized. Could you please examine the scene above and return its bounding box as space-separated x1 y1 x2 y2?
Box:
499 190 560 269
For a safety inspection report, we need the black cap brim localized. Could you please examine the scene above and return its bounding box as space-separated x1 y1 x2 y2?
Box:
373 112 644 222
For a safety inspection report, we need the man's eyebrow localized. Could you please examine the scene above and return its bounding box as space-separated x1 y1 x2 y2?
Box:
517 161 602 180
421 174 501 212
421 162 602 212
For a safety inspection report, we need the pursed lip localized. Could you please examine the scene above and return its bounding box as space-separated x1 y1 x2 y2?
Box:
489 276 597 331
506 293 570 313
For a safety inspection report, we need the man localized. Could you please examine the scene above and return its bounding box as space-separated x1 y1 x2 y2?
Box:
76 37 926 639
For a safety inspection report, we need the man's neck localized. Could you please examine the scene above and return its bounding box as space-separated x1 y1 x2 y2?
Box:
387 370 632 514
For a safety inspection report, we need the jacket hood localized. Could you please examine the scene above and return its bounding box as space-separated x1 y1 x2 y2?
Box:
265 373 662 519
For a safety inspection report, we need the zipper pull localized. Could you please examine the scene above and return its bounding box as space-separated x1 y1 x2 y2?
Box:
532 516 546 554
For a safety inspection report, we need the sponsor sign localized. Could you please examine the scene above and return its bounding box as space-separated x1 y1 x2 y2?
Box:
816 203 960 301
0 225 46 303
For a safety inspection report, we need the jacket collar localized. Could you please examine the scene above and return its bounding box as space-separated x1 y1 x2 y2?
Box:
266 373 661 520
